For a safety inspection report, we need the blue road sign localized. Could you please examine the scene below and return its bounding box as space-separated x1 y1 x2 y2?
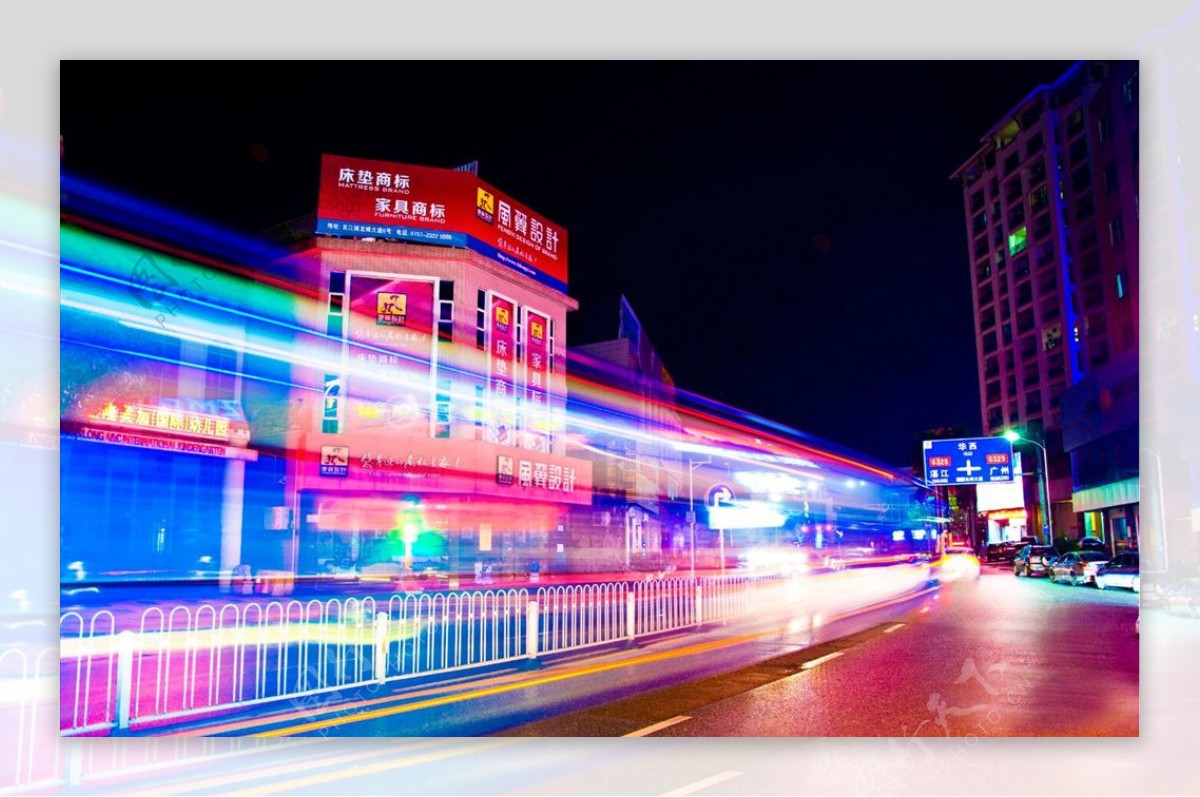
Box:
923 437 1015 486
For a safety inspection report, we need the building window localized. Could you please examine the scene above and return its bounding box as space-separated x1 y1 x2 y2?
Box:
983 331 998 354
434 378 452 438
1023 364 1039 387
475 290 486 349
1022 335 1038 359
1017 309 1036 337
1029 185 1048 214
977 262 992 284
1004 151 1021 175
1067 108 1085 137
1036 242 1055 267
473 385 485 440
972 210 987 235
1025 131 1044 157
1014 255 1031 279
1040 298 1060 322
1083 281 1105 308
1009 203 1026 227
437 280 454 343
1116 270 1128 299
1070 165 1091 192
1042 324 1062 352
1075 193 1094 221
1033 214 1052 240
1002 323 1013 345
1069 136 1089 166
1005 178 1023 205
980 307 996 331
1026 390 1042 414
1016 283 1034 309
1028 161 1046 185
986 380 1001 402
970 191 985 212
1008 226 1028 256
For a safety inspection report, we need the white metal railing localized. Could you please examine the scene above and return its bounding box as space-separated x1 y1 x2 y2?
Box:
53 571 839 737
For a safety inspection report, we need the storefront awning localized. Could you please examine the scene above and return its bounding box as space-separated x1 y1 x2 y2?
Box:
1072 478 1139 513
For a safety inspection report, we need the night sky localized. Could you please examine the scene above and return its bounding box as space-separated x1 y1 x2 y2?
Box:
60 60 1074 466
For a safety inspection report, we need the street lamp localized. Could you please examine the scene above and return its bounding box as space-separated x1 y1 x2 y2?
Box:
687 456 710 582
1003 430 1053 545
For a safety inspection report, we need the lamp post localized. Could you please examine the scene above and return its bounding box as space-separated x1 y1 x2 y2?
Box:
687 456 710 582
1003 430 1053 546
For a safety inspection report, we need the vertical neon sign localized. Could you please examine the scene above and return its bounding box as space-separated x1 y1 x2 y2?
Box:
488 294 517 445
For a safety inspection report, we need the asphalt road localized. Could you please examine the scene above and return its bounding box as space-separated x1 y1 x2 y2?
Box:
44 566 1200 797
500 563 1139 737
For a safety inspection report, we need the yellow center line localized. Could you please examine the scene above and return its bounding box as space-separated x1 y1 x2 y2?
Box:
250 632 767 737
229 739 524 796
123 739 449 796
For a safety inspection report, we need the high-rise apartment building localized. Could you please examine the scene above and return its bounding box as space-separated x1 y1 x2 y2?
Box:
952 61 1139 548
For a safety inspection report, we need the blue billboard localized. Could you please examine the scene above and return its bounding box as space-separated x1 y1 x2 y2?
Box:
923 437 1015 486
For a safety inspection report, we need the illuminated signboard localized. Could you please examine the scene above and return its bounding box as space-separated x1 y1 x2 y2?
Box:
316 154 569 294
522 308 551 452
923 437 1015 486
488 293 517 446
344 274 437 433
87 401 246 444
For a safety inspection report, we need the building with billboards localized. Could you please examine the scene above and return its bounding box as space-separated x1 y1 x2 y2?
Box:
279 155 592 585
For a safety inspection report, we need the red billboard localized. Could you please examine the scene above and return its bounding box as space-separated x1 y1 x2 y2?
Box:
344 274 437 434
316 154 569 293
487 294 517 445
522 308 551 452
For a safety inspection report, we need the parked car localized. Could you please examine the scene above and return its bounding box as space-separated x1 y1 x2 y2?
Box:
1160 578 1200 617
983 543 1007 562
1078 537 1108 552
1095 552 1140 592
1049 550 1111 585
1013 545 1058 577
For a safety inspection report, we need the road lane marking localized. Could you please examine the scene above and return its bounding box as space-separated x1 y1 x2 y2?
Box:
883 623 906 633
800 651 844 669
623 715 692 737
228 739 523 796
662 770 744 795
